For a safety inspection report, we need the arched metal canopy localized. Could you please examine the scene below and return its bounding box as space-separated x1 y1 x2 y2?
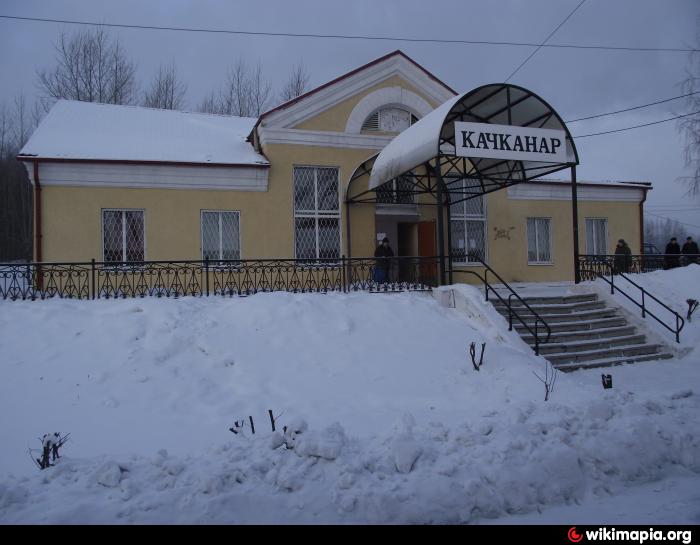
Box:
345 83 584 286
346 83 579 205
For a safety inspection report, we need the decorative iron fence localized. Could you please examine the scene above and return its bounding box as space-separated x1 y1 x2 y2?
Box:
0 256 440 301
578 254 700 280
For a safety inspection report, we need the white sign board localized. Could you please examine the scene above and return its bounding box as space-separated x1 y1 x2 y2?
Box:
454 122 567 163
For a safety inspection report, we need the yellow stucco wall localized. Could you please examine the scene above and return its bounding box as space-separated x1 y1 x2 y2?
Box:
36 71 644 285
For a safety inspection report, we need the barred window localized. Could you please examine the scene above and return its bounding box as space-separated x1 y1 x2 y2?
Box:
102 209 145 262
449 178 487 264
375 175 415 204
585 218 608 255
293 166 340 260
201 211 240 261
527 217 552 264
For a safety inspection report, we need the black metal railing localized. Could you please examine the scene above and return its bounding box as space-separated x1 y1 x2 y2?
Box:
579 254 700 279
579 259 685 343
0 256 440 301
450 255 551 355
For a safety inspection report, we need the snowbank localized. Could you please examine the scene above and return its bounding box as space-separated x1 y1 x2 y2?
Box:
1 285 699 523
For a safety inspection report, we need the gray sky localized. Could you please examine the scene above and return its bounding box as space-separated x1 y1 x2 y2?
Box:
1 0 699 232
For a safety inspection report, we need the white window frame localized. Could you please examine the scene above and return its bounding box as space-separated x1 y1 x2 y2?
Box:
585 217 609 255
527 217 553 265
200 210 241 262
450 180 488 266
101 208 146 263
293 165 341 261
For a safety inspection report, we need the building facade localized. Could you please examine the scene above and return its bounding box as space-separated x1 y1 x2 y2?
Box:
18 51 649 284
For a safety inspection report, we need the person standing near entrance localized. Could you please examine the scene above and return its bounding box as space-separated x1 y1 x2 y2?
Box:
664 237 681 269
614 239 632 274
374 236 394 284
682 236 699 265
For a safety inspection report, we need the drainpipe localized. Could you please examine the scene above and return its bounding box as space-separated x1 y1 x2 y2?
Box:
639 188 647 254
33 161 42 263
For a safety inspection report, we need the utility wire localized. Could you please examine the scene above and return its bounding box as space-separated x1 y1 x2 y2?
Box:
573 110 700 138
565 91 700 123
0 14 697 52
505 0 587 82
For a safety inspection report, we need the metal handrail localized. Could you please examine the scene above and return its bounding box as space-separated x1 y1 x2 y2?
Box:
579 261 685 343
449 256 551 355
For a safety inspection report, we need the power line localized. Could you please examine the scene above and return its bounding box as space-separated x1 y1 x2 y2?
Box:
646 211 700 230
505 0 587 82
573 110 700 138
0 14 697 53
565 91 700 123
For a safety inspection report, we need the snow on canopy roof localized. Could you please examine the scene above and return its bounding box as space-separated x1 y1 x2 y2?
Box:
368 84 578 190
19 100 269 166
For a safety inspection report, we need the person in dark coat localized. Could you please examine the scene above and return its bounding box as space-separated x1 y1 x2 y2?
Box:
373 236 394 284
614 239 632 274
682 236 699 265
664 237 681 269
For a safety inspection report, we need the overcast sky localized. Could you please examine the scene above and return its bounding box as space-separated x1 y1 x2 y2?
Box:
1 0 698 233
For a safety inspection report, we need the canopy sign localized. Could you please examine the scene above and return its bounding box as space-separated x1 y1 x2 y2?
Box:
454 122 567 163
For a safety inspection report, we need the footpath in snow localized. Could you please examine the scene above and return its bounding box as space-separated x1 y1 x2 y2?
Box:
0 276 698 523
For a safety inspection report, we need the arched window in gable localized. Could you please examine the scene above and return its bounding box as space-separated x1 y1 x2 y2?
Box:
361 107 419 133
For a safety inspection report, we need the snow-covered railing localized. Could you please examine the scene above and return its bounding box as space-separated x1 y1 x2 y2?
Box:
578 259 686 343
0 256 440 301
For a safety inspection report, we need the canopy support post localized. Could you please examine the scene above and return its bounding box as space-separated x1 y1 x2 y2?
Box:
434 163 447 286
571 164 581 284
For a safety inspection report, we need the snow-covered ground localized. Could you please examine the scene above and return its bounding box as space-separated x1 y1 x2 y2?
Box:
0 274 699 524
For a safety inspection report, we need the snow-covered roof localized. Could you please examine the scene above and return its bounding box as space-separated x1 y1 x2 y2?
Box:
19 100 269 167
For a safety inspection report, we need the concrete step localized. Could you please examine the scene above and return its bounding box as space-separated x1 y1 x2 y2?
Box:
546 343 663 365
489 293 598 306
521 325 637 345
554 352 674 372
536 334 647 355
493 299 607 316
515 316 626 334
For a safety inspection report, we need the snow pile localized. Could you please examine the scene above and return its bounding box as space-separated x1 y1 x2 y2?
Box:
1 389 698 524
0 282 699 523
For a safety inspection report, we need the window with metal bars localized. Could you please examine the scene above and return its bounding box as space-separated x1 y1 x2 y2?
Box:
527 217 552 264
293 166 340 260
102 209 145 262
201 211 240 261
375 175 416 204
585 218 608 255
449 178 487 264
361 107 419 132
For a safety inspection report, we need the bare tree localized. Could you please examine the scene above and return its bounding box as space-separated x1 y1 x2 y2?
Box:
0 95 36 261
197 90 219 115
197 59 271 117
143 63 187 110
37 28 138 106
0 102 10 159
678 20 700 197
279 63 310 103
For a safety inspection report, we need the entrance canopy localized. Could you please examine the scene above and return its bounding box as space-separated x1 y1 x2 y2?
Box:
347 84 579 205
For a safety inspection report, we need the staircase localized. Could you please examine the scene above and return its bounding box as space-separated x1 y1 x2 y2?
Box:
490 292 674 371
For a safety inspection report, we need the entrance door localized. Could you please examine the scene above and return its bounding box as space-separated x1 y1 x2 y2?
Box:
417 221 437 285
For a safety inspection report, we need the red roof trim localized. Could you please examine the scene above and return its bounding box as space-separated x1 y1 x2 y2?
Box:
16 156 269 169
256 50 457 126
